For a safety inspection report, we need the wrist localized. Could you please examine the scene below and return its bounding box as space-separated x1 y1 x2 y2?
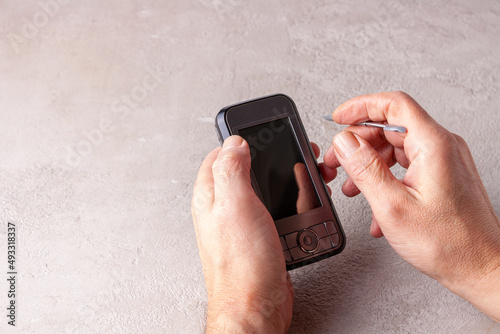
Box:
206 302 286 334
452 257 500 323
206 309 276 334
206 288 291 334
440 217 500 322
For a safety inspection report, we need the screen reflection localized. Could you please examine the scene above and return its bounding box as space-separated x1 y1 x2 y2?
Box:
239 117 321 221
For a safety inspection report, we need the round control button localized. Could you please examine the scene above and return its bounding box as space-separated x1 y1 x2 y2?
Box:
297 229 319 253
303 236 313 246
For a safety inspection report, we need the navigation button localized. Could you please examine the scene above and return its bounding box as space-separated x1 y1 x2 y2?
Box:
280 237 287 251
297 229 319 253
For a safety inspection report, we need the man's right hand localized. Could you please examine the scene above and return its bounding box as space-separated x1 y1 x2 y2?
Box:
323 91 500 322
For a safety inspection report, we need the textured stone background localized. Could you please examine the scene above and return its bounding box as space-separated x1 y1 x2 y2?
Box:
1 0 500 333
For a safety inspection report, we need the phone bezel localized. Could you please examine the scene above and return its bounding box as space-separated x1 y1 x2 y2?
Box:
215 94 345 269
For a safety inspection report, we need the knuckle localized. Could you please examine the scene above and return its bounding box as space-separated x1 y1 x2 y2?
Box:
191 199 202 218
192 178 203 193
452 133 469 149
437 130 455 146
427 129 455 153
386 91 422 119
212 150 248 182
391 90 411 101
349 151 385 184
191 187 210 213
390 90 411 105
441 132 470 162
385 91 407 117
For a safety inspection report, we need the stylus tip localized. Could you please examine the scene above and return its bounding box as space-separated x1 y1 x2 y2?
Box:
322 115 333 121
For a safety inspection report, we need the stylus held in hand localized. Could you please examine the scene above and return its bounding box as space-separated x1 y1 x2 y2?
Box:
322 115 407 133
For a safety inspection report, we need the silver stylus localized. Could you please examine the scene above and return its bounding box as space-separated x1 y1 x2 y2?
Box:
322 115 407 133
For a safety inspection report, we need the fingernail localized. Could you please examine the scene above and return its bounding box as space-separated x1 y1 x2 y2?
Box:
222 135 245 151
333 131 360 159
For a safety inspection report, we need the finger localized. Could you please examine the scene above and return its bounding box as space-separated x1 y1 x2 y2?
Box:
394 147 410 168
344 124 405 149
332 91 436 131
192 147 220 236
319 162 337 183
341 177 360 197
212 136 253 202
193 147 220 209
324 126 392 169
294 163 318 213
324 133 398 170
331 91 444 162
370 214 384 238
376 141 398 169
311 142 321 159
339 138 409 198
332 130 411 220
324 144 341 169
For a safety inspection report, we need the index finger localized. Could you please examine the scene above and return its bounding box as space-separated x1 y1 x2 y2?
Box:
331 91 449 167
192 147 220 215
332 91 438 134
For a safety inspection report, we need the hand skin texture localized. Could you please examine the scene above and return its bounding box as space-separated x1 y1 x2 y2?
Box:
323 91 500 323
192 138 332 333
192 91 500 332
192 136 294 334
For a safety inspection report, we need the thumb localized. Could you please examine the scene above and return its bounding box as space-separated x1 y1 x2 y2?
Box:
332 131 408 218
212 135 254 201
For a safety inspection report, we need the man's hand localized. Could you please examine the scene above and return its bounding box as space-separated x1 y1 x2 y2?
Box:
323 91 500 322
192 136 294 333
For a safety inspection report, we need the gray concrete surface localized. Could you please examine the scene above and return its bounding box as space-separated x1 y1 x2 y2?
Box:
1 0 500 333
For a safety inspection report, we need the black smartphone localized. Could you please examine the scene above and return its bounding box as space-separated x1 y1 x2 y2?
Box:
215 94 345 270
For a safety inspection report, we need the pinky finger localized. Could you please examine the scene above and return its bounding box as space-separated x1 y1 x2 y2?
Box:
341 177 361 197
319 162 337 183
370 214 384 238
311 142 321 159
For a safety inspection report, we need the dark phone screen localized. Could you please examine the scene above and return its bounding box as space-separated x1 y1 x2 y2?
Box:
239 117 321 221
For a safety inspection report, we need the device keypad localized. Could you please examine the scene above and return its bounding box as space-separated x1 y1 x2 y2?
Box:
316 236 334 253
309 223 328 238
324 220 337 235
282 221 339 263
283 250 292 262
284 232 298 249
297 229 319 252
330 233 340 247
289 246 309 260
280 237 287 251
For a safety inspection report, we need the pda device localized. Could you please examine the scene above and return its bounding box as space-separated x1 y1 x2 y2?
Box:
215 94 345 270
